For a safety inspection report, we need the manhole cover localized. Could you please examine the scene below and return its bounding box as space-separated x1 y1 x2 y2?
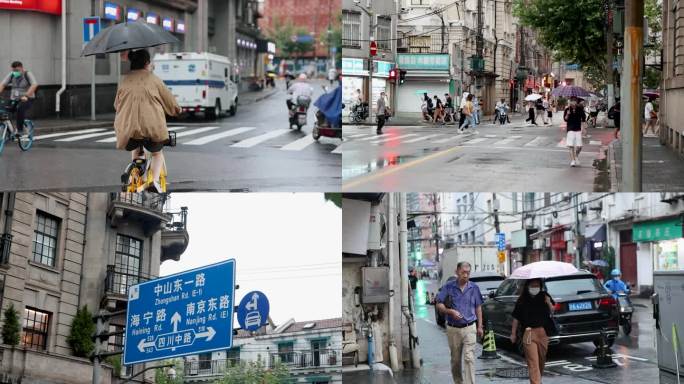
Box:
495 367 529 378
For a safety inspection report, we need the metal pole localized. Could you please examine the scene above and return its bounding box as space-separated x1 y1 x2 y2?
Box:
92 316 103 384
91 56 96 121
606 0 615 110
620 0 644 191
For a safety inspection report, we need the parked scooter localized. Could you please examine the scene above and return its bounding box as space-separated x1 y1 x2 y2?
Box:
349 102 369 124
289 95 311 131
498 107 508 125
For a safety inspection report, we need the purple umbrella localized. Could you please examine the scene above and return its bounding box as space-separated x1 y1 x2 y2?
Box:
550 85 592 98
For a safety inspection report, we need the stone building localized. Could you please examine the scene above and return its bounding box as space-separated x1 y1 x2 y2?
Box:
660 0 684 156
0 192 189 384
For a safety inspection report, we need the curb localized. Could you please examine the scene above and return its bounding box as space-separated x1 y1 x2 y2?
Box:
608 140 620 191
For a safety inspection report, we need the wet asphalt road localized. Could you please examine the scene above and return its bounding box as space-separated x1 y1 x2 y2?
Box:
341 114 615 192
344 278 659 384
0 80 341 192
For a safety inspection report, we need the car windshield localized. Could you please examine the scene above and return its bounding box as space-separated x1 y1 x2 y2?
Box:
472 279 503 292
545 277 603 296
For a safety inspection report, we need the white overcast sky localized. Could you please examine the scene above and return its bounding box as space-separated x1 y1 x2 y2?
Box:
160 193 341 326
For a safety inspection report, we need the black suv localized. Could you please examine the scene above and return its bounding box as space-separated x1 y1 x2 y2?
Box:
481 271 619 350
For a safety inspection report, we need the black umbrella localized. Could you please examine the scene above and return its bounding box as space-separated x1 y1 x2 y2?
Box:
81 19 180 56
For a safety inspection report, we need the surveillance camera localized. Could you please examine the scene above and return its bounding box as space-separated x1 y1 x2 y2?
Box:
353 0 360 3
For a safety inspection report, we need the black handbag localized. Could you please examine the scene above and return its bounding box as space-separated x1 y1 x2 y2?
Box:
543 293 559 336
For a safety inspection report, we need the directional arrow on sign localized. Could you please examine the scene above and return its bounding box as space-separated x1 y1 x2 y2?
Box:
138 338 155 353
196 327 216 342
171 312 182 332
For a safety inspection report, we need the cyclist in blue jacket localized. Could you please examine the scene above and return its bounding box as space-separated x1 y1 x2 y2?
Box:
604 269 629 299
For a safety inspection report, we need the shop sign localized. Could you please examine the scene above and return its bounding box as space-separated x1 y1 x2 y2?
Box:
146 12 159 25
103 2 122 21
176 20 186 34
511 229 527 248
633 217 683 242
162 17 175 32
0 0 61 15
397 54 450 71
126 8 142 22
342 58 365 75
373 61 393 77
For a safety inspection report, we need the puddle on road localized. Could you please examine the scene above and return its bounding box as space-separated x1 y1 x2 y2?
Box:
342 154 418 179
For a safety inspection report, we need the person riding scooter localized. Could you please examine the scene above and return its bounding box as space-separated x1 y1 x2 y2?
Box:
287 74 314 128
604 269 634 335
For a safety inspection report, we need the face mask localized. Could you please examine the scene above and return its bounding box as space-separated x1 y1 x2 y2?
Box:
11 71 21 78
528 287 540 296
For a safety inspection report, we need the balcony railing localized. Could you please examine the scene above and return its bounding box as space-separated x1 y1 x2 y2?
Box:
184 358 241 377
0 233 12 265
112 192 168 211
165 207 188 232
269 349 339 369
104 265 155 296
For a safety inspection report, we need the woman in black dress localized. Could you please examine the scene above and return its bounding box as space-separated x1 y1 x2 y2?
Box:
510 278 556 384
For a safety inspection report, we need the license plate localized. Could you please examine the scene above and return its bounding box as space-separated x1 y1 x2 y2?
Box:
569 301 592 311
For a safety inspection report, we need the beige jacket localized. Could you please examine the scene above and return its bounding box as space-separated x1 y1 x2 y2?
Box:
114 70 179 150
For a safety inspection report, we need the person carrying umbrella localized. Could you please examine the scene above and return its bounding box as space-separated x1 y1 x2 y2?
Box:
435 261 484 384
510 278 556 384
563 96 586 167
114 49 182 192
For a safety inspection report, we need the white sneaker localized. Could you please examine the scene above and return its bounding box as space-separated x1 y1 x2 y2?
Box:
570 160 576 167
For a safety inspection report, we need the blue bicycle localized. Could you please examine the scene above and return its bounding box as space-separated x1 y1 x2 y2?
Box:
0 99 34 154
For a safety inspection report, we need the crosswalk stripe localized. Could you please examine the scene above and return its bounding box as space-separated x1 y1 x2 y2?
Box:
370 133 418 144
280 135 316 151
346 133 373 138
174 126 220 138
34 128 106 140
493 135 522 145
463 137 488 144
524 136 547 146
433 135 466 144
182 127 256 145
403 134 443 143
589 140 602 145
358 134 390 141
484 134 498 138
96 126 192 143
331 145 343 154
231 129 290 148
55 130 116 142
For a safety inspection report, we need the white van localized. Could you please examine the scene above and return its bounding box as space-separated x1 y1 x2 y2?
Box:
153 52 239 119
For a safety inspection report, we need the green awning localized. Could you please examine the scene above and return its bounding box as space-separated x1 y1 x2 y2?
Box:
633 216 683 242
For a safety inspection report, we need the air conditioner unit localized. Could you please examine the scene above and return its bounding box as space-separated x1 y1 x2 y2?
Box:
564 231 575 241
545 217 553 228
397 38 407 50
448 20 464 27
533 239 543 249
562 193 572 202
544 237 551 247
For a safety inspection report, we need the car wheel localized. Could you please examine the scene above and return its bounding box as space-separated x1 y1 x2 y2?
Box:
229 99 237 116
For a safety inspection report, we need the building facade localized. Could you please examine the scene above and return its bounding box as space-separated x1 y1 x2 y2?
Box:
183 318 342 383
0 192 189 384
259 0 338 75
341 0 399 119
342 193 418 373
0 0 260 118
660 0 684 156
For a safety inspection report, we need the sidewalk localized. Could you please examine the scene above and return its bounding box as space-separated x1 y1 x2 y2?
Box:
609 135 684 191
29 87 279 134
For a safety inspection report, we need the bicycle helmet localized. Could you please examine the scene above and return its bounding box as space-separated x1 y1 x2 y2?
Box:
611 269 621 277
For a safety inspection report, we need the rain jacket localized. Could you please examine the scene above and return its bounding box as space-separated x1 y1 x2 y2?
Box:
114 69 179 150
314 85 342 128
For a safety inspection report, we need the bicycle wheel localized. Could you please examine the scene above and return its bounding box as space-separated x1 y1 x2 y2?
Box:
18 120 34 151
0 124 6 154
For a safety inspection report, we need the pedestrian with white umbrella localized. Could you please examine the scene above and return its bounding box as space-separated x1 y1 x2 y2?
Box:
509 261 577 384
525 94 542 125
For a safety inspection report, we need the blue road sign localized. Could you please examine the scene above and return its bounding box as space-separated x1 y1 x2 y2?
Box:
236 291 270 332
83 17 101 44
496 233 505 250
123 259 236 365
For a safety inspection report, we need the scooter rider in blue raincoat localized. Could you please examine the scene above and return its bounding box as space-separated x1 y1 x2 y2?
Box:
603 269 629 299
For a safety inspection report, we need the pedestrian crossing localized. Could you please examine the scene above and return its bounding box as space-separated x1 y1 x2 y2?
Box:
342 130 605 150
32 125 341 153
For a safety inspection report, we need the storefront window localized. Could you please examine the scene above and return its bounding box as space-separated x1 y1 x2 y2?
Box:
654 239 684 271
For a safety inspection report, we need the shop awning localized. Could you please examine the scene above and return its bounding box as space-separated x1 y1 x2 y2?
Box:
405 70 451 79
585 224 606 242
529 224 568 240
